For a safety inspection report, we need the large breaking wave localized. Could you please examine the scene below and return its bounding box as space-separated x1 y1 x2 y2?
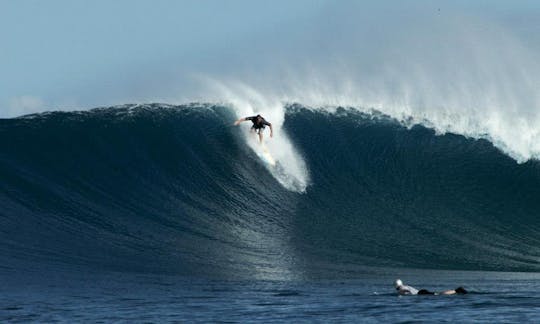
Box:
1 103 539 280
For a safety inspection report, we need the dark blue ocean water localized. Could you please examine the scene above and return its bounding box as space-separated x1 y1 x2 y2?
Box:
2 269 539 322
1 103 539 321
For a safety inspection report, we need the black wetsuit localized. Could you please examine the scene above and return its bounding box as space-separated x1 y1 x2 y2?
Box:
246 116 271 133
417 287 467 295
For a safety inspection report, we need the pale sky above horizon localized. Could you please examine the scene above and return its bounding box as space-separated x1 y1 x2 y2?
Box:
2 0 540 117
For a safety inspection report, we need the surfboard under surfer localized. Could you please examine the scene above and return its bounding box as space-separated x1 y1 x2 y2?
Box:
234 114 273 143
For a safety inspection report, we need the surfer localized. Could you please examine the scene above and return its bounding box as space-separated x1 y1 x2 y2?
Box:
234 114 273 143
394 279 468 295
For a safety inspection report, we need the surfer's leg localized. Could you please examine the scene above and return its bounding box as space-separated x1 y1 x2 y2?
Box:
250 127 258 140
258 131 263 143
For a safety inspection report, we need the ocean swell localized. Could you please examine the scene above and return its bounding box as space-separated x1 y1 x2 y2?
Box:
1 103 539 279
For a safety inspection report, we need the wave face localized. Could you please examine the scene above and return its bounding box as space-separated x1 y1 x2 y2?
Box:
1 103 539 279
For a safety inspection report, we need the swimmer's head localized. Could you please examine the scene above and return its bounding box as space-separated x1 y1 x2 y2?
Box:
395 279 403 288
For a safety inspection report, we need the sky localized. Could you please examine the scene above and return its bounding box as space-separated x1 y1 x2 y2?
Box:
1 0 328 116
1 0 540 118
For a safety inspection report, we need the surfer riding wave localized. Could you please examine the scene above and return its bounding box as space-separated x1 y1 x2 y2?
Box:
234 114 273 143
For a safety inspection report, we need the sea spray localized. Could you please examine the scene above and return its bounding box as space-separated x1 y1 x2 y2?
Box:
189 6 540 163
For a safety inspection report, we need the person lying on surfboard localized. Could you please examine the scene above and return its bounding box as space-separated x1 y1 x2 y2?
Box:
234 114 273 143
394 279 468 295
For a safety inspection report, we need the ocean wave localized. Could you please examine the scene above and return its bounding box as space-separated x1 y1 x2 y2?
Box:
1 103 539 279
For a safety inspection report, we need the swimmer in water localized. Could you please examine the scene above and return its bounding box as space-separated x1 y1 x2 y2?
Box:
394 279 468 295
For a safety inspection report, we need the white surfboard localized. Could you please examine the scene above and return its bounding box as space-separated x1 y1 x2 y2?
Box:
257 144 276 166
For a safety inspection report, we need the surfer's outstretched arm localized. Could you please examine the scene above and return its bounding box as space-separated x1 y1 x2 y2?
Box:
234 117 247 126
